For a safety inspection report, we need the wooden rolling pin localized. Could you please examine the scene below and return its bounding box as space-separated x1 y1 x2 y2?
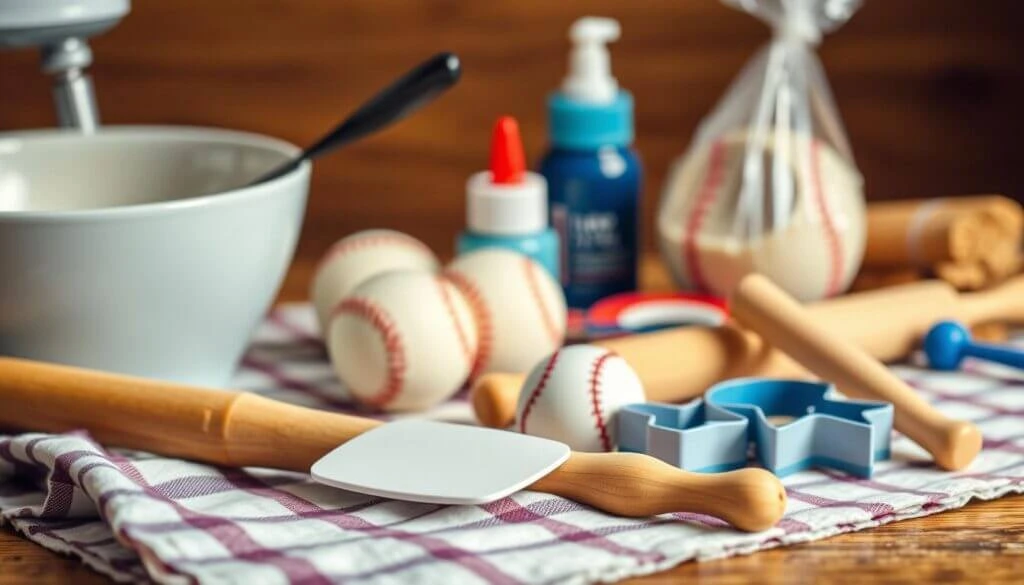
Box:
730 274 983 471
864 196 1022 265
0 357 786 532
473 275 1024 428
863 196 1023 290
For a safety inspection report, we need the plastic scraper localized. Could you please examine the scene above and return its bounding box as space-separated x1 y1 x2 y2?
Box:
312 419 569 505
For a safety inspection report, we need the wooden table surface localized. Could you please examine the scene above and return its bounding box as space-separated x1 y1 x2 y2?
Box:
2 257 1023 583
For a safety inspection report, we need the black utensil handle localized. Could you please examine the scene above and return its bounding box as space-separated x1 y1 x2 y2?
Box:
255 52 461 184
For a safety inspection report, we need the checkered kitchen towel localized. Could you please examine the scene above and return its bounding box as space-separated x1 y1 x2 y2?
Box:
2 305 1023 585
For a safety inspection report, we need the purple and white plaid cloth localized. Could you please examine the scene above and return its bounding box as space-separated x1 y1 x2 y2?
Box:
2 304 1023 584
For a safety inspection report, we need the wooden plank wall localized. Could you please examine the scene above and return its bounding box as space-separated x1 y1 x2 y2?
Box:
1 0 1022 260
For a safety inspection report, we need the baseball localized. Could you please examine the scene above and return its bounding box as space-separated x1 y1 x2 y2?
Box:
327 270 478 412
658 132 865 301
444 249 567 378
515 344 646 452
311 229 440 335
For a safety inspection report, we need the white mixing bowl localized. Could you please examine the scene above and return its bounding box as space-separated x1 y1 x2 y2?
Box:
0 126 311 386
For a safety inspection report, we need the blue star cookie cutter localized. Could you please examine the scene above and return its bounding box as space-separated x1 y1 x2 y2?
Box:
618 400 749 473
617 378 894 478
706 378 894 478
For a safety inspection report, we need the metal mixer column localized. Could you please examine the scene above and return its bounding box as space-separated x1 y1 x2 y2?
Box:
41 37 99 133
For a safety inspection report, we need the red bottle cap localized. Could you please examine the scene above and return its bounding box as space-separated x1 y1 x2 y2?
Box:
466 115 547 234
489 116 526 185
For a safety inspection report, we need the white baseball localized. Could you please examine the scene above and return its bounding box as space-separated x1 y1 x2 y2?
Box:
443 249 567 378
658 132 865 301
515 345 646 452
311 229 439 335
327 270 477 412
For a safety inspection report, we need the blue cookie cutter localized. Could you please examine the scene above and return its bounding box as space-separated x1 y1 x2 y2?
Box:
617 400 749 473
618 378 894 478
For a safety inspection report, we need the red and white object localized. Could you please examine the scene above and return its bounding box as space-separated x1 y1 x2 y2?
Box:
515 345 645 452
327 271 477 412
586 291 728 338
656 0 866 302
311 230 440 335
444 249 567 377
465 117 549 237
658 134 865 302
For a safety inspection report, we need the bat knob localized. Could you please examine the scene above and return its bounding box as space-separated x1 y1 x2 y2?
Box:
712 468 789 532
470 372 522 428
932 419 984 471
923 320 971 371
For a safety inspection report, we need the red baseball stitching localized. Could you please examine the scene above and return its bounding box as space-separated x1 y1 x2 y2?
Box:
443 269 492 380
807 141 845 297
435 277 474 366
588 351 617 452
521 258 561 345
314 233 434 276
331 297 406 408
518 350 561 434
681 141 727 293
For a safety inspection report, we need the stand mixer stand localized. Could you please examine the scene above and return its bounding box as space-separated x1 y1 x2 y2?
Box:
0 0 130 133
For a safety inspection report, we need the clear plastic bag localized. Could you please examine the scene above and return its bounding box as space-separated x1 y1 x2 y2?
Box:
657 0 866 302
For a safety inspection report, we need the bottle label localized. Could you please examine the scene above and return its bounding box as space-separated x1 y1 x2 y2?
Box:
552 201 638 305
570 212 630 283
551 205 570 287
545 147 641 308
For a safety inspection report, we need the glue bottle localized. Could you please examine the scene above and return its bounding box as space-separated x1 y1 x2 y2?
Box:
456 116 560 279
540 16 642 308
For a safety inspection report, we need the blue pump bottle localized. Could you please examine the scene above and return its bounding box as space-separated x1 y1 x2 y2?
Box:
540 17 641 309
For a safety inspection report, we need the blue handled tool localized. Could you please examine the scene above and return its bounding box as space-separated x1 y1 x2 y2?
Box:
923 320 1024 371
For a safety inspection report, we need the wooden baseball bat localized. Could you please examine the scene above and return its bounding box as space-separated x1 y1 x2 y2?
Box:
472 275 1024 428
0 357 786 532
730 274 983 471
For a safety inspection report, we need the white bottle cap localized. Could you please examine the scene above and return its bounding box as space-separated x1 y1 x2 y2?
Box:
466 171 549 236
562 16 621 105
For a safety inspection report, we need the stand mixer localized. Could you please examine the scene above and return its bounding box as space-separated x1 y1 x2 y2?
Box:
0 0 130 132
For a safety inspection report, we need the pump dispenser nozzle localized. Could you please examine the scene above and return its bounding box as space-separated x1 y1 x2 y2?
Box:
563 17 621 105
